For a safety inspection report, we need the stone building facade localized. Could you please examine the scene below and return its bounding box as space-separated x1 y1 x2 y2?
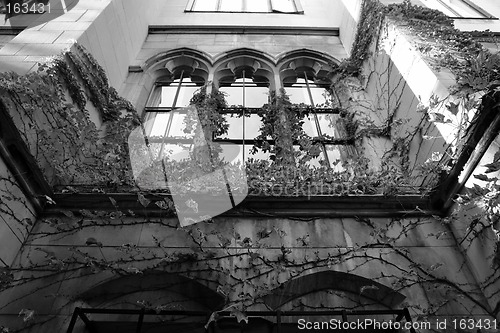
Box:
0 0 500 332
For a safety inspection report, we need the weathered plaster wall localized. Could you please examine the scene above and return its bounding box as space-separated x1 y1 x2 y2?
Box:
0 0 160 88
362 20 459 187
452 135 500 320
338 0 362 56
0 214 488 331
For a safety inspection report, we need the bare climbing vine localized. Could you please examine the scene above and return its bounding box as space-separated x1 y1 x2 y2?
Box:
1 1 500 331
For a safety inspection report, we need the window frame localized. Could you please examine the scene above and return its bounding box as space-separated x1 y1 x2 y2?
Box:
281 73 351 169
142 56 355 169
143 72 206 161
185 0 303 14
214 70 353 169
420 0 495 19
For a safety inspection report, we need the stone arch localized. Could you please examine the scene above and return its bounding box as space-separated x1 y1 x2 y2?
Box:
77 270 224 311
143 48 213 88
262 271 406 310
213 48 276 90
277 49 339 85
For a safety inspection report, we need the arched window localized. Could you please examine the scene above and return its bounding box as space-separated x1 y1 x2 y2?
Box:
140 50 352 169
281 66 350 170
213 56 274 164
217 76 270 163
143 57 208 162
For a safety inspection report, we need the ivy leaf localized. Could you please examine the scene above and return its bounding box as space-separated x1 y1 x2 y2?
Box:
431 112 448 123
447 102 459 115
474 174 490 181
155 200 171 210
248 252 260 261
185 198 198 213
216 285 230 298
296 234 310 246
18 309 35 323
109 211 124 219
230 309 248 324
164 197 176 210
109 197 118 208
238 237 252 248
61 210 74 218
80 209 94 218
360 285 379 294
204 312 219 329
127 267 143 274
430 263 443 271
468 184 489 198
35 248 56 258
137 193 151 207
484 161 500 173
85 237 103 247
43 195 56 205
493 149 500 163
257 228 272 239
20 218 33 227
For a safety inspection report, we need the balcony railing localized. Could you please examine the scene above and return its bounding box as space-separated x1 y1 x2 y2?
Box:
67 307 417 333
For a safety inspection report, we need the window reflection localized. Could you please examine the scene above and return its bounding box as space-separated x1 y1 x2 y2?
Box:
220 143 270 164
148 78 200 108
219 78 269 108
420 0 489 17
284 78 330 107
146 143 192 162
192 0 218 11
219 114 262 140
144 111 193 139
271 0 297 12
302 113 341 138
220 0 243 11
246 0 270 12
295 145 343 171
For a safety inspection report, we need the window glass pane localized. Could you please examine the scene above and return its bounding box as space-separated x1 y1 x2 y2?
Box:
155 78 200 108
295 145 343 170
219 114 262 139
220 0 243 11
192 0 218 11
220 79 269 107
271 0 296 12
286 87 309 104
310 87 330 107
246 86 269 107
146 112 194 139
325 145 343 172
176 86 199 107
158 86 177 107
221 86 244 107
220 144 270 164
302 114 341 138
447 0 484 17
246 0 270 12
420 0 485 17
147 143 192 162
285 78 330 106
162 143 192 162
